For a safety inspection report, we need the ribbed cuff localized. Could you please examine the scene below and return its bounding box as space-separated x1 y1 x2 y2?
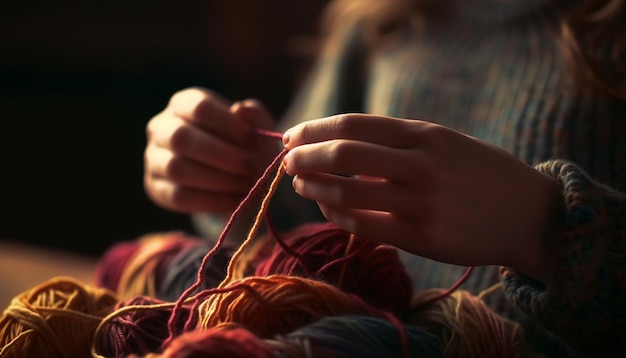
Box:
500 159 626 354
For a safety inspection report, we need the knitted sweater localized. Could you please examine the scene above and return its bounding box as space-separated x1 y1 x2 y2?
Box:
260 1 625 357
191 1 625 356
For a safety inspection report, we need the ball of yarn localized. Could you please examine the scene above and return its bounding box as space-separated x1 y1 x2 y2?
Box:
267 314 442 358
93 295 191 358
196 274 390 338
0 276 118 358
94 238 142 292
252 221 413 316
95 232 200 300
409 288 535 358
157 326 275 358
157 240 237 302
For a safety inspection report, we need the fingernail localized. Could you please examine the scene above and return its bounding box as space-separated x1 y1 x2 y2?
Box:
230 101 242 113
282 152 292 175
282 129 291 147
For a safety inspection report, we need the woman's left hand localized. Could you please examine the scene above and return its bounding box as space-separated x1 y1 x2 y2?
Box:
282 114 564 282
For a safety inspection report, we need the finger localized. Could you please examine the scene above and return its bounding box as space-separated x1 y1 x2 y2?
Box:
291 173 418 217
145 145 256 193
149 114 257 176
316 204 423 253
168 87 254 145
320 202 492 266
283 139 428 183
145 176 244 215
231 99 283 155
283 114 432 149
233 99 275 131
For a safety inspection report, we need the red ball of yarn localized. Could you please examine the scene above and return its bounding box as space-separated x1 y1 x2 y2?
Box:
158 327 274 358
94 232 199 300
94 239 142 292
252 221 413 317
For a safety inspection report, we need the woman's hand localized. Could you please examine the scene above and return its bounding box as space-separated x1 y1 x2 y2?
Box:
282 114 564 282
144 87 278 216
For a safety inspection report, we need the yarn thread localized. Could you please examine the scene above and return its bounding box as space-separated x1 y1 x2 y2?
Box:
0 276 117 358
409 284 536 357
0 128 503 358
164 144 289 347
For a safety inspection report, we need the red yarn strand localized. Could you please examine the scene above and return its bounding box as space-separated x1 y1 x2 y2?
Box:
415 266 475 309
164 146 288 347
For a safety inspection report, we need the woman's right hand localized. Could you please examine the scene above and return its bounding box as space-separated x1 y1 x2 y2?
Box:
143 87 278 216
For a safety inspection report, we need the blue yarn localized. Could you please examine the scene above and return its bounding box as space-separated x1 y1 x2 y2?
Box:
269 315 442 358
157 240 236 302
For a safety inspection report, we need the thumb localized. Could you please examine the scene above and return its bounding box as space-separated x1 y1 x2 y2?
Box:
230 99 275 130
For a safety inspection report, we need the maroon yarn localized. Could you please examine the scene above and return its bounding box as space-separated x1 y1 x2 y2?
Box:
94 239 142 291
164 148 289 347
94 295 191 358
159 327 274 358
253 221 413 317
94 233 199 297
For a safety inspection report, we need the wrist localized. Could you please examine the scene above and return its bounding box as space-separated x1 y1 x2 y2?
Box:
511 172 565 284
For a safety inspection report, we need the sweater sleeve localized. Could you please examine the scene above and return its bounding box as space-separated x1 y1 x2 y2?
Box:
500 159 626 356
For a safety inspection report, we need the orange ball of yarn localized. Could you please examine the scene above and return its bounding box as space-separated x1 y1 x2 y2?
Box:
0 276 118 358
196 274 389 338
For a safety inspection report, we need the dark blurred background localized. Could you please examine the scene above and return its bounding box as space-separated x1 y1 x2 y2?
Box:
0 1 328 257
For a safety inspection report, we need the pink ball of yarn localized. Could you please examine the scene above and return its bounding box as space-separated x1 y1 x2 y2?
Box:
253 221 413 316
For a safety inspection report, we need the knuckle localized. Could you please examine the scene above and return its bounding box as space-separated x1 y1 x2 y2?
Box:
332 114 361 136
298 121 314 143
334 185 357 205
168 88 190 107
169 125 194 153
326 140 354 166
170 86 210 104
145 112 164 138
167 185 190 209
170 86 221 119
162 155 186 181
410 122 447 146
189 94 214 120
